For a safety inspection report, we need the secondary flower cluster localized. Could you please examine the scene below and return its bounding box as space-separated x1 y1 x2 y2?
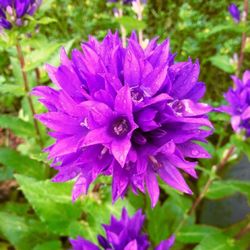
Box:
70 208 175 250
228 3 241 23
33 31 213 207
220 70 250 137
0 0 41 29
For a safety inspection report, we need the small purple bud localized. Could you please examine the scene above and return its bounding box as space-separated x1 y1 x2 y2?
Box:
228 3 241 23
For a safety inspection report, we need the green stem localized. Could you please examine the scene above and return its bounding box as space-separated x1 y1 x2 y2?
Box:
175 145 235 234
16 42 43 149
236 0 249 76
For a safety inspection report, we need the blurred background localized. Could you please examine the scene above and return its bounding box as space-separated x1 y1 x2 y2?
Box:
0 0 249 249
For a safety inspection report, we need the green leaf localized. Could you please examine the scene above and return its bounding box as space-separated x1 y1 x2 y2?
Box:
0 212 48 250
36 17 57 25
201 23 246 39
24 42 63 71
38 0 56 12
0 166 13 181
117 16 146 32
206 180 250 200
0 115 35 138
209 55 235 73
146 191 193 245
194 232 240 250
15 174 83 235
10 57 23 84
0 202 30 216
177 225 221 243
0 84 25 96
0 148 46 180
33 240 62 250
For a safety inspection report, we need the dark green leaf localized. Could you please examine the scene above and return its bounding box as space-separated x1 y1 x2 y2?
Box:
206 180 250 200
0 148 46 179
0 115 35 138
194 232 240 250
209 55 235 73
117 17 146 32
33 240 62 250
177 225 221 243
15 174 83 235
0 84 25 96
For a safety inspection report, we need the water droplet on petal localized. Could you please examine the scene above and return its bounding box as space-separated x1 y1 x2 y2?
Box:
80 117 89 128
191 149 199 156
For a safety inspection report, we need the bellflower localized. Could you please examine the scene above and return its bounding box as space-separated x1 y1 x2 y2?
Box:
33 31 213 207
0 0 42 29
220 70 250 136
228 3 241 23
70 208 175 250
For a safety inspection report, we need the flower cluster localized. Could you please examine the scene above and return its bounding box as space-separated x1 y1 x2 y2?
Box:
220 70 250 137
70 208 175 250
0 0 41 30
228 3 241 23
33 31 213 207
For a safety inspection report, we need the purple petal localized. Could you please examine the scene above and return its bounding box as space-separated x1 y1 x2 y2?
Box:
70 237 100 250
155 235 175 250
111 138 131 167
82 127 112 147
146 167 159 207
124 49 141 86
115 85 133 116
158 162 193 195
124 240 138 250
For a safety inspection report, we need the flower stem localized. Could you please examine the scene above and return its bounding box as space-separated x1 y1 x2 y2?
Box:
135 0 144 46
175 145 235 233
16 42 43 149
189 145 235 214
118 2 127 47
235 222 250 240
236 0 249 76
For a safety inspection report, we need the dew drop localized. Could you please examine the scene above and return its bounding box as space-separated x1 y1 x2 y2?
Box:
80 118 89 128
191 149 199 156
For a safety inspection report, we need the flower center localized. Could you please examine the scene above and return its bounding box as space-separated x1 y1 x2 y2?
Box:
172 100 185 113
97 235 111 249
111 117 131 137
131 87 144 103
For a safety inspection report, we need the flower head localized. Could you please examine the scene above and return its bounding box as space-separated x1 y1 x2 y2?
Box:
228 3 241 23
220 70 250 136
33 31 213 207
0 0 42 29
70 208 175 250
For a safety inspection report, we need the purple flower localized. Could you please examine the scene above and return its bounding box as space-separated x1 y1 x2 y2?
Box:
33 31 213 207
220 70 250 136
0 0 42 30
69 208 175 250
228 3 241 23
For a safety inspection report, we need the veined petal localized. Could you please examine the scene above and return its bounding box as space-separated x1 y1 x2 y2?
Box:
158 162 193 195
82 127 112 147
146 166 159 207
111 138 131 167
115 85 133 116
155 235 175 250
